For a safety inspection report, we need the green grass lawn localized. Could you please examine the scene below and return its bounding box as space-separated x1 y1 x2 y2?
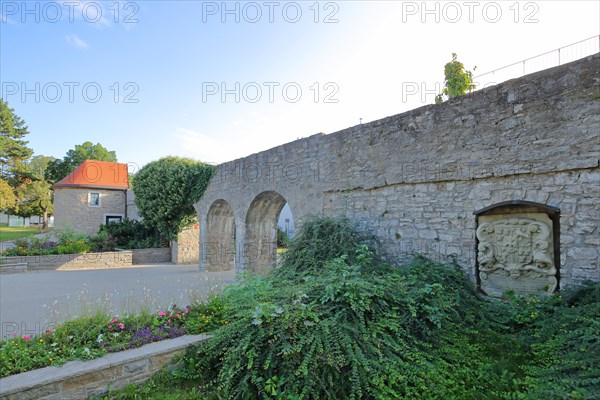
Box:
0 224 40 242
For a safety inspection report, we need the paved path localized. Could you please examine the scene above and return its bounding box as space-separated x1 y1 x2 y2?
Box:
0 265 236 340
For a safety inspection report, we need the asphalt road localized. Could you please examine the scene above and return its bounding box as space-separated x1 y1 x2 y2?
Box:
0 265 236 340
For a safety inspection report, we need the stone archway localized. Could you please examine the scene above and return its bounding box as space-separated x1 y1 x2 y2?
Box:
205 199 236 271
244 191 288 273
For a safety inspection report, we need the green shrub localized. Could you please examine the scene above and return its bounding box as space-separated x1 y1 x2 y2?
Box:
274 216 371 280
55 227 89 245
175 217 521 399
87 230 118 252
512 282 600 399
2 228 93 256
133 157 215 240
96 219 166 250
3 220 168 256
173 217 600 399
276 227 290 249
56 239 90 254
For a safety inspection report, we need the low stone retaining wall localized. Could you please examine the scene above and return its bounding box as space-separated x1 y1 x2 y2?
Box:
0 247 174 273
0 262 27 274
1 251 133 272
132 248 171 264
0 334 209 400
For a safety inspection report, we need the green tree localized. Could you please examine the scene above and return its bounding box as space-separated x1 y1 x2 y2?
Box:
435 53 476 104
0 99 34 214
133 157 215 240
0 99 33 181
16 155 55 228
277 226 290 248
29 155 56 179
45 141 117 183
0 178 16 210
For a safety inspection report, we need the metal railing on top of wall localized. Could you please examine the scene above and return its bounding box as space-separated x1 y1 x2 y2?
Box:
473 35 599 90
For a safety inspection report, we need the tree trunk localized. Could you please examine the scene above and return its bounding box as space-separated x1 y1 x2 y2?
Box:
42 209 48 230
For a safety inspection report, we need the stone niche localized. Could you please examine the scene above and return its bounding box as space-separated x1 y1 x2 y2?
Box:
474 201 560 298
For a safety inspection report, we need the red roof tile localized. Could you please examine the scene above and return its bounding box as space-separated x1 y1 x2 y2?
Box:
52 160 129 190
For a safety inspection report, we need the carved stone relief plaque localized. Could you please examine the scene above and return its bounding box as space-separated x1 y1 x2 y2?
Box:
476 213 557 297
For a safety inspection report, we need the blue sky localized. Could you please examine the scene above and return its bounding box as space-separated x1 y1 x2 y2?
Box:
1 1 599 172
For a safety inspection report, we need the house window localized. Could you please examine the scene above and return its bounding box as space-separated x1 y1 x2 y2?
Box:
89 193 100 207
105 215 123 225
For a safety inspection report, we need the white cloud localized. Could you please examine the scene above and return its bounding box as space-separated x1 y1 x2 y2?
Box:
66 35 89 49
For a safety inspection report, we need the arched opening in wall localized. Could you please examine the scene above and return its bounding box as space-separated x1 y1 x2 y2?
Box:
277 203 295 248
474 201 560 298
244 191 289 273
205 199 235 272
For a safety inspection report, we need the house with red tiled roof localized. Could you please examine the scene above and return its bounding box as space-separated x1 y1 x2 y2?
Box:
52 160 134 235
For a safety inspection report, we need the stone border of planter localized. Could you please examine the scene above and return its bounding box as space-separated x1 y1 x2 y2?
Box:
0 262 27 274
1 251 133 273
0 247 173 274
0 334 209 400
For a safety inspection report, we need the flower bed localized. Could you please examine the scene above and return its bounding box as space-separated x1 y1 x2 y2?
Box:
0 300 227 378
2 223 167 258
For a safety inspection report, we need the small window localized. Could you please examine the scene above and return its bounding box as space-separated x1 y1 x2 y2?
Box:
105 216 122 225
89 193 100 207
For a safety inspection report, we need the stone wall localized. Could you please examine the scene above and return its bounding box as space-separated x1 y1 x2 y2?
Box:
53 188 127 235
171 225 200 265
0 263 27 274
132 248 171 264
2 248 174 272
2 251 133 271
194 54 599 289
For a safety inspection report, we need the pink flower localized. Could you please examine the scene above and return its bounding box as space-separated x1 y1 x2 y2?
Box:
167 319 171 323
23 335 31 341
119 323 124 330
159 311 166 317
108 325 113 329
112 317 118 323
184 308 189 314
